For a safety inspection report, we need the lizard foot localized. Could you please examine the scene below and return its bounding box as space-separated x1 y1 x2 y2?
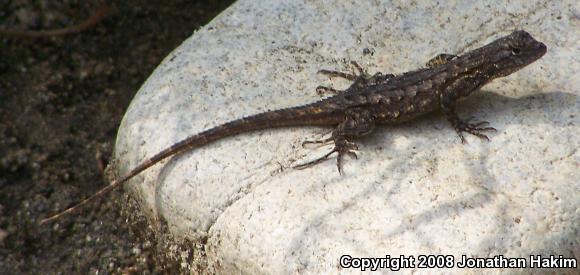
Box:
302 136 333 147
318 61 368 80
316 85 341 95
295 139 358 175
317 69 358 81
453 117 497 143
317 61 393 91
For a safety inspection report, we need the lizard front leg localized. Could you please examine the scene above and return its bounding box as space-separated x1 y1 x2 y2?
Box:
295 108 375 174
317 61 394 95
318 61 368 81
440 92 496 143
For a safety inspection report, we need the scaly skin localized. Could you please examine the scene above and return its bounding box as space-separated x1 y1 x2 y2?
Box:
41 30 546 224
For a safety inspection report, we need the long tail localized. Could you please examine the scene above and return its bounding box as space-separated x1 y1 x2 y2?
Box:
40 104 341 224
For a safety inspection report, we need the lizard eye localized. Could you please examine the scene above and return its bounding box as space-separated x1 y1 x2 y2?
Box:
510 45 522 55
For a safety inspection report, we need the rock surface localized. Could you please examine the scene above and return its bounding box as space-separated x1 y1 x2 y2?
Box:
115 0 579 273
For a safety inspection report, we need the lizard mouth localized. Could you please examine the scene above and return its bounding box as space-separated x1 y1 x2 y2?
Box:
536 42 547 58
526 41 547 61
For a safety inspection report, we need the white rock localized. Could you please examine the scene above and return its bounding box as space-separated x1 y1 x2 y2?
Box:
114 0 579 274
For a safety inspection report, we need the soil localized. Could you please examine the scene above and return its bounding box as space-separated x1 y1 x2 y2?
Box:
0 1 234 274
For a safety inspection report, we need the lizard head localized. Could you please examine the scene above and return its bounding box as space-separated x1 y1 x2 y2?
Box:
490 30 547 76
439 30 546 100
478 30 547 78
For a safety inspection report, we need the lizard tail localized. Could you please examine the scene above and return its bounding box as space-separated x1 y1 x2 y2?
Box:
40 104 341 224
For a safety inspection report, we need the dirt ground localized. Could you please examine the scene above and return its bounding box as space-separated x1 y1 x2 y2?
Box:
0 1 234 274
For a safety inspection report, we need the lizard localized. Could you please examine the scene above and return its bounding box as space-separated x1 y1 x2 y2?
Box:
40 30 546 224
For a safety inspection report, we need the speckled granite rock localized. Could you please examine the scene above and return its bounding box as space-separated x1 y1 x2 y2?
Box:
114 0 579 273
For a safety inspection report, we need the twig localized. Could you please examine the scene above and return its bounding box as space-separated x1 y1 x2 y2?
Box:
0 4 110 38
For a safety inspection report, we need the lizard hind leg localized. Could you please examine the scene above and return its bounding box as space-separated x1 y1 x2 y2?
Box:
294 108 375 174
294 136 359 175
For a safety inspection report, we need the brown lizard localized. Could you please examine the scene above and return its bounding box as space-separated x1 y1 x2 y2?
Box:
40 30 546 224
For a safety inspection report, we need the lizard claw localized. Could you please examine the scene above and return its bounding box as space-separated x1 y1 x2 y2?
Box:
295 138 359 175
302 137 333 148
335 140 359 175
294 147 338 170
316 85 340 95
317 69 358 81
317 61 369 81
454 119 497 143
349 61 368 77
